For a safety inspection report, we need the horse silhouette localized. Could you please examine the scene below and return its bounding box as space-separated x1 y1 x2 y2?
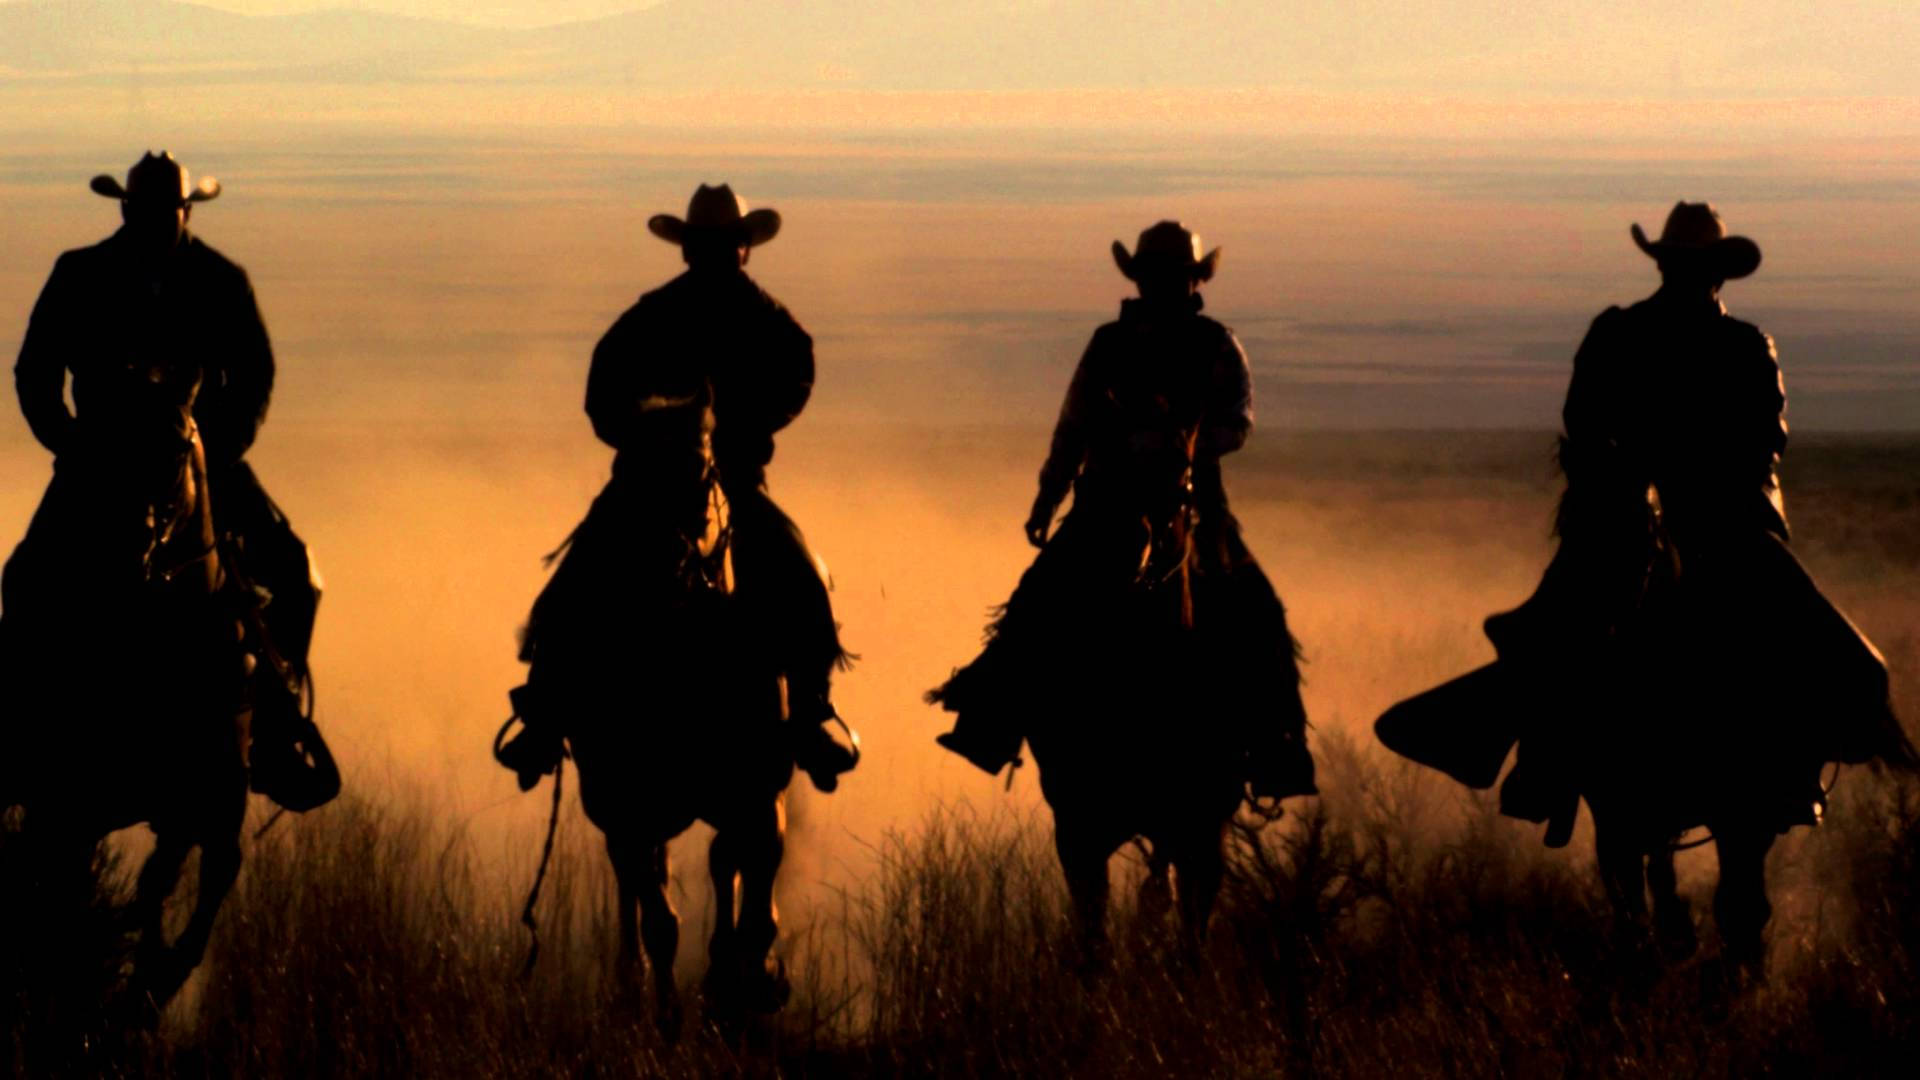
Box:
940 383 1270 962
508 386 794 1036
0 358 252 1009
1378 435 1910 974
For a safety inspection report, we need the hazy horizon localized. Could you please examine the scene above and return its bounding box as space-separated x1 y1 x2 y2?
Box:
5 125 1918 434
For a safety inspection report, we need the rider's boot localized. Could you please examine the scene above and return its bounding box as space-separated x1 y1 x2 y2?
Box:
788 681 858 793
1246 727 1317 802
249 675 312 804
245 653 340 811
933 716 1024 777
496 683 565 792
929 658 1024 776
1499 755 1579 846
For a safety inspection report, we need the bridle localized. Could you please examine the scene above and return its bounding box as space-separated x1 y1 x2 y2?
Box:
129 409 217 587
675 454 733 595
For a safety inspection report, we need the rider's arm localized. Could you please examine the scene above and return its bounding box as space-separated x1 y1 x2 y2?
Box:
200 268 275 467
1560 307 1624 455
1036 332 1101 509
14 254 80 456
1202 329 1253 459
1746 324 1790 538
585 313 639 451
1750 327 1787 462
759 303 815 436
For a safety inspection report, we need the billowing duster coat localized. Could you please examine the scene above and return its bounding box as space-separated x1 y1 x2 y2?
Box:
1380 288 1913 843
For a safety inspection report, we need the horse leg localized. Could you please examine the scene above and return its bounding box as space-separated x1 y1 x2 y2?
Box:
608 833 681 1037
703 827 740 1008
1591 807 1661 990
1712 826 1775 978
14 817 103 1008
135 830 239 1009
1053 817 1113 973
1136 841 1173 928
131 829 193 963
638 844 680 1018
1593 813 1650 933
1647 844 1697 960
730 798 789 1014
1169 824 1227 965
140 771 246 1008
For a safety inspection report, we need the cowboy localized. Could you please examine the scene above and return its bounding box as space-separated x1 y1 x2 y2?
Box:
496 183 857 793
1385 204 1914 860
931 222 1315 803
7 151 331 810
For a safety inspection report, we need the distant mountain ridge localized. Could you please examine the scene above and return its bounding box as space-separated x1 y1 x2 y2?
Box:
1 0 1911 97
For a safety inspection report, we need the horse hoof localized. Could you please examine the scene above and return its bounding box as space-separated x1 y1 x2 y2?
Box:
110 985 166 1030
740 957 790 1014
654 990 685 1044
1656 912 1699 962
132 951 192 1013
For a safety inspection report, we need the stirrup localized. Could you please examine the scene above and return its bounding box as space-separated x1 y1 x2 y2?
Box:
250 672 340 812
494 715 564 793
795 710 860 794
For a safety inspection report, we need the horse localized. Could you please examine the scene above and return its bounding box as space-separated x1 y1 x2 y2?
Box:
1377 460 1901 977
1016 394 1294 963
0 358 252 1009
508 387 792 1036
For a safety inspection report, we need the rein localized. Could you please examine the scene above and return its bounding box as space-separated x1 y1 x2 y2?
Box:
152 538 219 584
138 427 211 585
508 738 565 979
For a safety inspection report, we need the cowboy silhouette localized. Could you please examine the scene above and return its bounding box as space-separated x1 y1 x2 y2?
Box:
497 183 857 792
931 222 1315 804
6 151 333 810
1377 203 1914 967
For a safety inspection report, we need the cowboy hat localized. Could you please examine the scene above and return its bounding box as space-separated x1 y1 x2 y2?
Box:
1631 202 1760 280
648 183 780 247
1112 221 1221 282
90 151 220 205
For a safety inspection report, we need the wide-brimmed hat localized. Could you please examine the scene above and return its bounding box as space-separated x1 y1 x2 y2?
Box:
648 184 780 247
1112 221 1220 282
90 151 220 206
1631 202 1760 280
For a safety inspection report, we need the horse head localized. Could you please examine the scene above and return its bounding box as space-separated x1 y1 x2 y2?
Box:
1105 388 1201 609
86 358 216 590
625 381 731 595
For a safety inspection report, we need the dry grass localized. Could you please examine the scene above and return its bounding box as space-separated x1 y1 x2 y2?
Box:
6 743 1919 1078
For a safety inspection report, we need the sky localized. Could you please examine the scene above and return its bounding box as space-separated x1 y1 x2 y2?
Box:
165 0 655 27
5 1 1917 101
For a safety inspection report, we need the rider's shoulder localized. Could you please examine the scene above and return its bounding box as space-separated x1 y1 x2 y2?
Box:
1719 313 1774 354
48 237 117 277
636 271 691 306
745 277 805 330
1589 304 1633 330
1191 313 1240 346
179 235 254 288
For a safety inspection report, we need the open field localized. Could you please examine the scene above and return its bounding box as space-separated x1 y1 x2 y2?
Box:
4 430 1918 1077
